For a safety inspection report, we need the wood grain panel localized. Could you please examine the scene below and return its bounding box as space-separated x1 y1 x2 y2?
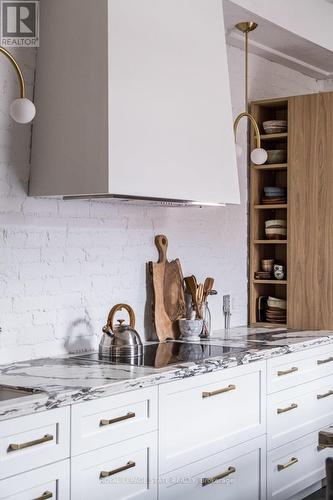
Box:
288 92 333 329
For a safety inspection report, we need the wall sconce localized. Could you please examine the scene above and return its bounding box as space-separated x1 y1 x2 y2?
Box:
233 22 267 165
0 46 36 124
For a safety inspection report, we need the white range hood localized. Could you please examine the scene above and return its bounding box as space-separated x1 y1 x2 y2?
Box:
30 0 240 207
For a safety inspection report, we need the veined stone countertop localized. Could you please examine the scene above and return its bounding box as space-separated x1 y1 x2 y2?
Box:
0 327 333 421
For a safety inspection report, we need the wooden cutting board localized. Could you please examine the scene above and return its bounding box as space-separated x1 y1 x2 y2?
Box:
149 235 186 341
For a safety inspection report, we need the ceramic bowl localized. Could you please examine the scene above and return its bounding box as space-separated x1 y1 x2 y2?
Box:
265 228 287 240
268 297 287 309
263 120 287 134
266 149 287 164
178 319 203 338
261 259 274 272
265 219 287 228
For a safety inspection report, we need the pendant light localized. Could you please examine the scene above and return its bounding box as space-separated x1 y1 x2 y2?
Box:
233 22 267 165
0 46 36 124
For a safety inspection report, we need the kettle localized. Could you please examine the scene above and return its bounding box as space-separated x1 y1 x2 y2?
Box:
99 303 143 360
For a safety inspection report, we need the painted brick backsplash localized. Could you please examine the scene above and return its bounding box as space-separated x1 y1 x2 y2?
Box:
0 45 322 363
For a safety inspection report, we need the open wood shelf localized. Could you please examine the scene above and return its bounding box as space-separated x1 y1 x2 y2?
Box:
253 163 288 171
254 204 287 209
253 280 287 285
249 98 289 328
260 132 288 140
253 240 288 244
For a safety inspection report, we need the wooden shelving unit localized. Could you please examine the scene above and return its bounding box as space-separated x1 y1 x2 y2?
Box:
249 97 289 328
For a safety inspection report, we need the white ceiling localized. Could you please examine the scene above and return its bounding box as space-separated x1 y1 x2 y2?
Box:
223 0 333 80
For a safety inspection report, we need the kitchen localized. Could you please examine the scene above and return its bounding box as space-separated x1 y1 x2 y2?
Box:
1 0 333 499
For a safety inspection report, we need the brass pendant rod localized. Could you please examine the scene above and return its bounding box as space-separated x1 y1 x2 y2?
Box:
0 46 26 98
245 30 248 109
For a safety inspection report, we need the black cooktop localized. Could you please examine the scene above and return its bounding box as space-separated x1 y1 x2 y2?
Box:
75 342 246 368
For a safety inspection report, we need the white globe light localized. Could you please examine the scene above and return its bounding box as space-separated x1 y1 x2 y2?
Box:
251 148 268 165
235 142 243 158
10 98 36 124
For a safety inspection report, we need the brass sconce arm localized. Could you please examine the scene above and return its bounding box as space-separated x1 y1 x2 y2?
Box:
233 111 261 149
0 46 26 98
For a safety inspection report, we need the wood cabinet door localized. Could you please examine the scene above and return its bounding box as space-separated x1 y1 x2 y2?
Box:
288 92 333 329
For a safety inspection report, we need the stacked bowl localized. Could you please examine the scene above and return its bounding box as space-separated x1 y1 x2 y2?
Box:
265 219 287 240
263 120 287 135
262 186 286 204
266 296 287 324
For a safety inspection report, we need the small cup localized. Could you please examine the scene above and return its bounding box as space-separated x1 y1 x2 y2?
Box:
178 319 204 339
261 259 274 272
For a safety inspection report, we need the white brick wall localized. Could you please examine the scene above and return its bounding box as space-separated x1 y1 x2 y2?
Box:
0 45 320 363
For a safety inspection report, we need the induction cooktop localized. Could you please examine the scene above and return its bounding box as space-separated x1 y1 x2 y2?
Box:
74 341 247 368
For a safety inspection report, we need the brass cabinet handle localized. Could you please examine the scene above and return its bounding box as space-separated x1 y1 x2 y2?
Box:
100 460 136 479
202 466 236 487
7 433 53 452
277 403 298 414
277 367 298 377
33 492 53 500
317 390 333 400
277 457 298 471
317 357 333 365
202 384 236 399
100 411 136 427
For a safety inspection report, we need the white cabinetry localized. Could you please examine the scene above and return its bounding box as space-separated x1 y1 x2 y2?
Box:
0 407 70 480
160 436 266 500
0 460 70 500
30 0 239 205
71 432 157 500
159 361 266 474
71 387 157 455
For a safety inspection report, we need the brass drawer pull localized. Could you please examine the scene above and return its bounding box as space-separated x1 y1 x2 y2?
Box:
277 367 298 377
8 433 53 452
100 411 136 427
202 466 236 487
33 492 53 500
317 357 333 365
202 384 236 399
317 390 333 400
277 403 298 414
100 460 136 479
277 457 298 471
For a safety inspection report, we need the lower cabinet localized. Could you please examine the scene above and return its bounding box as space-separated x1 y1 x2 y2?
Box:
0 459 70 500
71 432 157 500
267 429 331 500
159 436 266 500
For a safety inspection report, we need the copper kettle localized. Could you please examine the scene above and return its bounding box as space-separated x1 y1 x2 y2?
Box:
99 304 143 359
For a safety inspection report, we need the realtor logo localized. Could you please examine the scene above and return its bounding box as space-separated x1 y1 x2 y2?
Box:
1 0 39 47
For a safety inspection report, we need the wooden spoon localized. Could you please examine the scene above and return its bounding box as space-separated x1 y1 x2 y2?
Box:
203 277 214 302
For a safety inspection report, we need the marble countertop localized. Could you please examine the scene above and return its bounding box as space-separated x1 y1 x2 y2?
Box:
0 326 333 421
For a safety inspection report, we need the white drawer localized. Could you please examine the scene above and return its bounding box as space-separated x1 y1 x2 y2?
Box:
0 407 70 480
267 343 333 394
71 431 157 500
267 429 331 500
71 386 157 455
0 459 70 500
159 435 266 500
267 373 333 449
159 361 266 474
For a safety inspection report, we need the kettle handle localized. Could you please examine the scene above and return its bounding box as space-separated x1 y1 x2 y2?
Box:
106 304 136 331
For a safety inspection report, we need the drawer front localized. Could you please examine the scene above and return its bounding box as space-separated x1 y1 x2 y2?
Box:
267 344 333 394
160 436 266 500
267 373 333 450
267 429 331 500
159 362 266 474
0 459 69 500
0 407 70 480
71 387 157 456
71 431 157 500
